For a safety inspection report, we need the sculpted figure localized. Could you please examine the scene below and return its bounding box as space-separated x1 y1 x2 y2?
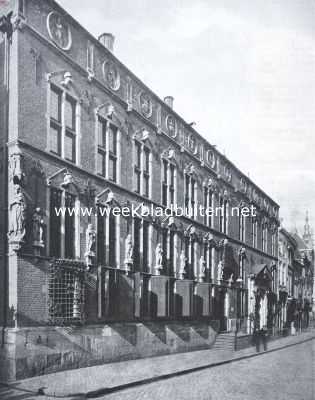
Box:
155 243 163 274
217 260 224 281
85 224 96 256
179 249 187 279
32 207 44 246
125 234 133 263
9 185 26 243
199 255 206 282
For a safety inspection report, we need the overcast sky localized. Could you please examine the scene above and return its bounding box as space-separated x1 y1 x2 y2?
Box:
58 0 315 237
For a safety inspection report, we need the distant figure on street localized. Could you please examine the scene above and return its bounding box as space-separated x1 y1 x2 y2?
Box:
254 326 268 352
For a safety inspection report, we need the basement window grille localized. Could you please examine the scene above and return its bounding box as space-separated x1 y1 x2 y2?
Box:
48 260 85 325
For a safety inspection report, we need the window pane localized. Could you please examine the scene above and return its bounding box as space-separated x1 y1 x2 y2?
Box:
135 170 141 193
50 188 62 257
98 119 106 148
50 87 61 121
65 96 76 130
163 160 168 183
135 142 141 168
144 175 149 197
65 193 76 259
65 132 76 162
162 184 167 206
108 125 117 154
97 151 106 176
144 148 150 173
170 165 175 186
108 157 116 182
50 123 61 155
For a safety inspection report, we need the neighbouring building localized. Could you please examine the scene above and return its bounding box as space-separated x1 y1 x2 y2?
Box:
0 0 280 380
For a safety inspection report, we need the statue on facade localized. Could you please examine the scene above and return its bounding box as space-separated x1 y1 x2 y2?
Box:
179 249 187 280
85 224 96 256
84 224 96 269
32 207 44 248
124 234 133 272
155 243 163 275
217 260 224 282
228 273 234 286
8 185 27 249
198 255 206 282
9 150 24 184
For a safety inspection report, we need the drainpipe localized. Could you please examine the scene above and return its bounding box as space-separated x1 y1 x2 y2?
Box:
0 12 13 347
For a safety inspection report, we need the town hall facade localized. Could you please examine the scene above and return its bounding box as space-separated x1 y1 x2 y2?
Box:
0 0 280 380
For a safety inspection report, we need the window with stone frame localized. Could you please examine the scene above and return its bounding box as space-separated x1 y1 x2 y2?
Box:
239 211 246 242
97 206 117 266
203 186 213 227
161 159 176 207
134 140 151 198
132 217 150 272
219 197 228 234
49 187 78 259
251 217 258 248
49 85 78 163
97 116 118 182
203 243 213 282
184 173 196 219
262 223 268 252
48 260 85 325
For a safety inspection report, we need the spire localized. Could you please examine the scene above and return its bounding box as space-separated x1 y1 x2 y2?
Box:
302 211 313 249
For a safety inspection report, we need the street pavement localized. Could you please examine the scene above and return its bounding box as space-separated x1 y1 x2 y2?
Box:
0 331 314 400
100 339 314 400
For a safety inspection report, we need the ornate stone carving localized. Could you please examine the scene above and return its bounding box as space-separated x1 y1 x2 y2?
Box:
47 12 72 51
179 249 187 280
103 60 120 91
8 185 27 250
217 260 224 282
155 243 164 275
139 92 152 118
85 224 96 268
198 256 206 282
32 207 45 249
124 234 133 272
9 148 24 185
166 115 177 137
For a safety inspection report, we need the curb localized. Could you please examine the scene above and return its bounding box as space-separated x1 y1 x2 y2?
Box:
85 336 315 399
1 335 314 399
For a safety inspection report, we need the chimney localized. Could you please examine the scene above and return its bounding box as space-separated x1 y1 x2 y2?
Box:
98 33 115 52
164 96 174 109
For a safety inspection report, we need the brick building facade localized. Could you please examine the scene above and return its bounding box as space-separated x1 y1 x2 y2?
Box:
0 0 280 379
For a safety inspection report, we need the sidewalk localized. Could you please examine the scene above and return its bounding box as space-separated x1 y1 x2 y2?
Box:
1 330 314 399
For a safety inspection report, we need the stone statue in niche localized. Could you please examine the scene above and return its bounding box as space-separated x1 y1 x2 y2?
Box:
179 249 187 279
228 273 234 286
32 207 44 248
85 224 96 268
198 255 206 282
217 260 224 282
155 243 164 275
9 151 24 184
8 185 27 249
124 234 133 272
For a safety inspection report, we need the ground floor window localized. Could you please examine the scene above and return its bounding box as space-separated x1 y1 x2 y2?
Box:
48 261 85 325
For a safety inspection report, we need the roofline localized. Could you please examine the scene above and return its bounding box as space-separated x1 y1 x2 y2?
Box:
38 0 280 207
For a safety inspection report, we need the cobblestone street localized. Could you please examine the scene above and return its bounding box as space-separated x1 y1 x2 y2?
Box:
100 340 314 400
